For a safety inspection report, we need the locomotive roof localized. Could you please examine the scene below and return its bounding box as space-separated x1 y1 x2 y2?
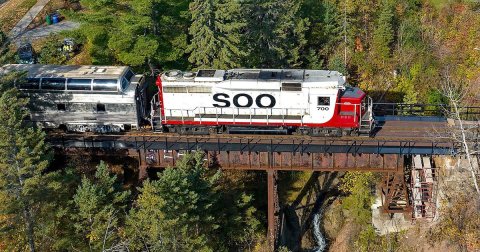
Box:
0 64 130 79
162 68 346 86
226 69 343 82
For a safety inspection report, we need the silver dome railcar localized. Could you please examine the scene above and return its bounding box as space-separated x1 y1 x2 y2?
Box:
0 64 148 133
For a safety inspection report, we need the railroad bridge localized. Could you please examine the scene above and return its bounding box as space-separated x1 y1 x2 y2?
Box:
47 103 479 250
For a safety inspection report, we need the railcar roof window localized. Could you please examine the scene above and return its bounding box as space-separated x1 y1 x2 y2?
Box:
317 96 330 106
18 78 40 89
67 79 92 91
41 78 66 90
93 79 117 91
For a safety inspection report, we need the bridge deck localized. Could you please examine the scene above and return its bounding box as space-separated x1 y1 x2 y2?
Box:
47 116 457 155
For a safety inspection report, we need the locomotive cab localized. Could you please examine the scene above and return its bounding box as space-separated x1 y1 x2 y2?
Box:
337 87 374 135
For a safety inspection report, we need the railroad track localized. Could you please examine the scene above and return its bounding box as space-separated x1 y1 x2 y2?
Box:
46 131 452 144
46 117 452 143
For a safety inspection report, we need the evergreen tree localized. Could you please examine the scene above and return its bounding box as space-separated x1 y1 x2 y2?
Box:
276 1 309 67
127 151 261 251
76 0 118 64
72 0 191 70
71 161 130 251
108 0 159 69
187 0 245 69
0 73 52 251
218 191 261 250
155 0 191 69
372 0 394 64
302 1 342 69
34 167 82 251
243 0 279 67
0 31 12 64
127 151 220 251
243 0 308 68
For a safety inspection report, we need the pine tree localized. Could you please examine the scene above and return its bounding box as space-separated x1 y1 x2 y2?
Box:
155 0 191 69
0 31 12 64
71 161 130 251
243 0 283 67
127 151 261 251
38 35 67 65
0 74 52 251
372 0 394 64
127 151 220 251
243 0 308 68
73 0 191 70
34 167 82 251
302 1 343 69
187 0 245 69
75 0 118 64
275 1 309 67
108 0 159 68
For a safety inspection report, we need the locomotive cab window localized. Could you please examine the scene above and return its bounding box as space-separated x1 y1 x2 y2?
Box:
317 96 330 106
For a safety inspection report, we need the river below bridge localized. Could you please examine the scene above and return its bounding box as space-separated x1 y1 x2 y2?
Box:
278 172 342 251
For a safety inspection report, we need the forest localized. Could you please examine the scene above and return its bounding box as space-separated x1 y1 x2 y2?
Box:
1 0 479 104
60 0 479 104
0 0 480 251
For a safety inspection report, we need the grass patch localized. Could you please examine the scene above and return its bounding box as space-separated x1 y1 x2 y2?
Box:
278 171 313 204
427 0 451 10
0 0 36 33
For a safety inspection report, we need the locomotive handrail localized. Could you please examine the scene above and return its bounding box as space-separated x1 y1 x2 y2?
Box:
161 103 369 125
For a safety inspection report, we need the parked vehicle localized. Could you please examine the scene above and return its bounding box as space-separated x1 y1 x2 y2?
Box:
16 42 36 64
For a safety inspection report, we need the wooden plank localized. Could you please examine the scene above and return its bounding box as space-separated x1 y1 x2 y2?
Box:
414 155 422 169
422 156 432 168
424 169 434 183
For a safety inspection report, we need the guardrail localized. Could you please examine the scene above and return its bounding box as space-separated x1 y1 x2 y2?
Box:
373 103 480 120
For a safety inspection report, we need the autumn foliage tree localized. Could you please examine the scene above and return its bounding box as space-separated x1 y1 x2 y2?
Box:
0 73 52 251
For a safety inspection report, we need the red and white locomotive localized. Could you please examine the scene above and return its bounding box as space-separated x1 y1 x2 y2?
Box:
152 68 374 136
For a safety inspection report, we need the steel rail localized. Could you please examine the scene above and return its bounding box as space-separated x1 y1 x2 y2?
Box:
47 134 457 155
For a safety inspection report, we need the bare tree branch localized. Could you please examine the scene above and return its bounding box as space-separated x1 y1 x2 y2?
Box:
440 68 480 199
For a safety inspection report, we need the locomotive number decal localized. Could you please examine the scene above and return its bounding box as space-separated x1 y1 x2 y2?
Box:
213 93 276 108
317 107 330 111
